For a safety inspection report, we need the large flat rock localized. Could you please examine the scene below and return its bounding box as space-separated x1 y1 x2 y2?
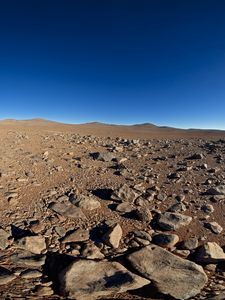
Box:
59 259 150 300
127 244 208 300
157 212 192 231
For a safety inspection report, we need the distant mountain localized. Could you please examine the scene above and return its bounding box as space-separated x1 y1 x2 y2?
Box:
0 118 225 134
133 122 157 127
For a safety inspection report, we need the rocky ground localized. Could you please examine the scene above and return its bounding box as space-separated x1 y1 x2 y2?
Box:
0 120 225 299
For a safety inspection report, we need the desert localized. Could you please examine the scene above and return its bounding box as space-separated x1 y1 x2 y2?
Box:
0 119 225 299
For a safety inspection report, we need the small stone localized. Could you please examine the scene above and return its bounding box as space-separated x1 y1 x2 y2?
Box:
201 204 214 213
103 224 122 249
187 153 204 160
173 249 190 258
134 237 150 246
204 264 217 272
91 152 115 162
54 226 66 237
16 235 46 254
29 220 45 234
5 192 18 199
61 228 89 243
81 243 105 259
168 202 186 212
204 222 223 234
206 185 225 196
180 238 198 250
20 269 42 279
133 230 152 242
152 233 179 248
0 228 11 250
34 286 54 296
135 207 152 222
116 202 134 213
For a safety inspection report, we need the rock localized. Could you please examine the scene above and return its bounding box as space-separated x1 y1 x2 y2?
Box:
157 212 192 231
201 204 214 213
167 202 186 212
111 184 139 203
152 233 179 248
173 249 190 258
61 228 89 243
34 285 54 296
91 152 115 162
133 230 152 242
0 267 16 285
180 238 198 250
116 202 134 213
206 185 225 196
81 242 105 259
0 228 11 250
187 153 204 160
196 242 225 263
168 172 181 179
127 244 208 300
49 202 86 220
29 220 45 234
5 191 18 199
135 207 152 222
16 235 46 254
59 260 150 300
134 237 150 246
156 193 167 201
71 195 101 211
103 224 122 249
54 226 66 237
204 222 223 234
11 251 46 267
20 269 42 279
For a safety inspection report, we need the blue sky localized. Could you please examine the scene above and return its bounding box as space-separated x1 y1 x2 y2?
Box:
0 0 225 129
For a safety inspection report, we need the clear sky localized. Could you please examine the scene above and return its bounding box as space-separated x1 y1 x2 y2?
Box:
0 0 225 129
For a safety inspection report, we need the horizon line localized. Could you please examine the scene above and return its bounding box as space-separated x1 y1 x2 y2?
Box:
0 117 225 131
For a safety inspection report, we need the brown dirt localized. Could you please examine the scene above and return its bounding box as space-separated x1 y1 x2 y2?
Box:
0 119 225 299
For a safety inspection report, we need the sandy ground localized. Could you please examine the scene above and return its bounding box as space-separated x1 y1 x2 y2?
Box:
0 119 225 299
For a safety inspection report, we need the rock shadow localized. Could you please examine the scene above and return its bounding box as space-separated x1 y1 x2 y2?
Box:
92 188 113 200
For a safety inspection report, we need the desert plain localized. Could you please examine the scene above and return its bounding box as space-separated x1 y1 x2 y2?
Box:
0 119 225 299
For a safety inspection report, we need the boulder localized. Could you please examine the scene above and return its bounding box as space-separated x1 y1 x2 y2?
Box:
127 244 207 299
59 260 150 300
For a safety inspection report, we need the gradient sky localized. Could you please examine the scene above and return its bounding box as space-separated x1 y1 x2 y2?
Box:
0 0 225 129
